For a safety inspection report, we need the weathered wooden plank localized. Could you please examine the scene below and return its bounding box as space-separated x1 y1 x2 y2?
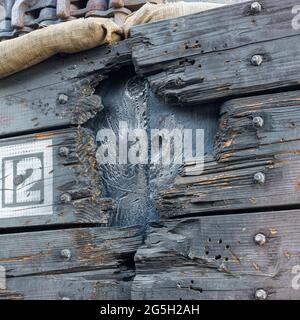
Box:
2 272 133 300
215 90 300 162
157 153 300 217
157 88 300 217
0 226 141 276
0 226 142 299
0 127 114 229
0 39 132 137
132 210 300 300
131 0 300 105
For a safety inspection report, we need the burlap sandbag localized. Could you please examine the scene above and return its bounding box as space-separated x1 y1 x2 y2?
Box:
0 18 122 79
124 2 226 37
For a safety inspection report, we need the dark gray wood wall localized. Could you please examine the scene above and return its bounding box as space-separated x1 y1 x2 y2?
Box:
0 0 300 300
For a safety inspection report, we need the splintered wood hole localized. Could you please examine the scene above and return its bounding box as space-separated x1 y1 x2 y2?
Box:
215 255 222 260
205 251 209 255
225 257 229 262
218 239 222 244
208 238 211 242
226 245 230 249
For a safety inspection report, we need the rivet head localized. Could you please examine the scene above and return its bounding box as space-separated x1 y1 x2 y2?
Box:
13 175 24 186
254 172 265 184
58 94 69 104
60 193 72 204
58 146 70 157
251 54 263 66
250 2 262 14
253 116 264 128
60 249 72 260
254 233 267 246
255 288 268 300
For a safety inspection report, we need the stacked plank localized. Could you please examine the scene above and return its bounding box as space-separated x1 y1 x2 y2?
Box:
158 91 300 217
0 41 143 299
127 0 300 299
135 90 300 300
131 0 300 105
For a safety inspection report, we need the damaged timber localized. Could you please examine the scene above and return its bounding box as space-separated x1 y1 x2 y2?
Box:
157 90 300 217
131 0 300 105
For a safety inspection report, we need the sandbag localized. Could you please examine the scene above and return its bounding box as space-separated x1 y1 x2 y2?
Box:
0 17 122 79
124 2 226 37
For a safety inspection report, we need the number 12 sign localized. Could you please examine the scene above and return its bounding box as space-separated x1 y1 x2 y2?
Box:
0 140 53 219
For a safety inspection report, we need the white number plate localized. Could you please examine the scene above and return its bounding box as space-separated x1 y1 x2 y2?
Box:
0 139 53 218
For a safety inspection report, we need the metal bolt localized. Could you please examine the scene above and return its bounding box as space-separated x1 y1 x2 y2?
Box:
254 172 265 184
250 2 262 14
60 249 72 260
13 175 24 186
60 193 72 204
255 288 268 300
58 146 70 157
58 94 69 104
254 233 267 246
253 116 264 128
251 54 263 66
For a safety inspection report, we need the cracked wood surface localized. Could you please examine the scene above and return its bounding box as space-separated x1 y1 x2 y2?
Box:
0 226 142 299
2 273 133 300
215 90 300 162
0 39 131 137
0 127 115 229
132 210 300 300
131 0 300 105
157 89 300 217
157 154 300 217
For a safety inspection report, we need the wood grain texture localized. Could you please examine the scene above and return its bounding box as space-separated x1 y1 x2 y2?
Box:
0 226 142 299
157 89 300 217
131 0 300 105
0 39 131 137
2 273 133 300
157 153 300 217
132 210 300 300
0 127 115 229
0 226 141 276
215 90 300 162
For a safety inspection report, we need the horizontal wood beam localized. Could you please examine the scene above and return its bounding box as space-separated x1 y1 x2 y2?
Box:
0 40 132 137
157 89 300 217
133 210 300 300
215 90 300 162
0 226 142 299
131 0 300 105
